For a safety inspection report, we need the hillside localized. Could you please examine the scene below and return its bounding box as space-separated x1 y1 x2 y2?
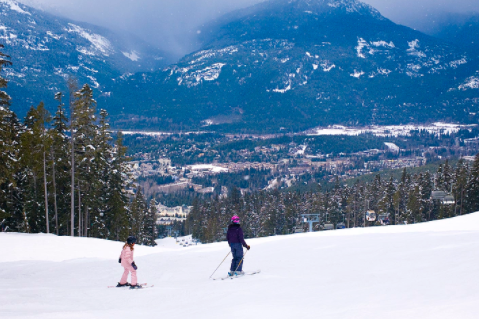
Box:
109 0 479 132
1 213 478 318
0 0 172 116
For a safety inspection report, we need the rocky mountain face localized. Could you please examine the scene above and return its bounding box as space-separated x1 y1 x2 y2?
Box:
109 0 479 132
0 0 172 115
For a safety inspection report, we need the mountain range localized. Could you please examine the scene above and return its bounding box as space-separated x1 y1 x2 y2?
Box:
0 0 172 114
2 0 479 133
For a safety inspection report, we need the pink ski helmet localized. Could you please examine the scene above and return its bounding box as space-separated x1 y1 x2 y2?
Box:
231 215 240 224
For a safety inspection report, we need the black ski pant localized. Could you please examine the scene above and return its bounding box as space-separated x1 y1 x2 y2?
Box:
230 243 244 272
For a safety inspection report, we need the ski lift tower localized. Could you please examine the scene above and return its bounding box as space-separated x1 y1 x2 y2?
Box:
301 214 320 232
166 226 173 237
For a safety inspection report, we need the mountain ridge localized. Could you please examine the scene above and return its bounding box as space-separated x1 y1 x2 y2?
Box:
2 0 479 132
106 0 479 132
0 0 173 115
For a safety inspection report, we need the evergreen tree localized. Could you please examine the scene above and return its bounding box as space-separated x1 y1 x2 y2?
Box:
20 103 52 233
378 177 395 224
89 109 112 238
454 159 468 216
419 172 433 221
67 77 78 236
0 44 12 107
73 84 97 237
130 187 147 242
50 92 71 235
106 132 131 241
143 199 158 246
465 153 479 213
0 46 23 229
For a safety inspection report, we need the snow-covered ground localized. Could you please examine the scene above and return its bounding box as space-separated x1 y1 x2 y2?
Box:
307 123 477 137
2 213 479 318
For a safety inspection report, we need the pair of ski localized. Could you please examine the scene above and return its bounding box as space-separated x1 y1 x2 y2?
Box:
213 270 261 281
107 283 154 289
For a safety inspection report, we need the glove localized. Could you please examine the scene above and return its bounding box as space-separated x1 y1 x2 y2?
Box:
246 245 251 250
118 257 121 263
132 262 138 270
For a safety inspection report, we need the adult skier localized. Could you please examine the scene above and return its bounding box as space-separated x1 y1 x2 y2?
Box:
227 215 250 276
117 236 142 289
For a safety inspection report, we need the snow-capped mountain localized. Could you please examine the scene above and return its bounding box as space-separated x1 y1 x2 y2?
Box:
110 0 479 132
2 0 479 132
0 0 172 115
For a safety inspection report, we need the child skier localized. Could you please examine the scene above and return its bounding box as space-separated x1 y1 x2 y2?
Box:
117 236 142 289
227 215 250 276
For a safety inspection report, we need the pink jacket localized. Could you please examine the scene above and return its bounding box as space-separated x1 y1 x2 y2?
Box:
120 245 134 267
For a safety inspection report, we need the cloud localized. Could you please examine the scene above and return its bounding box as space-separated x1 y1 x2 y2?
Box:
19 0 262 57
18 0 479 57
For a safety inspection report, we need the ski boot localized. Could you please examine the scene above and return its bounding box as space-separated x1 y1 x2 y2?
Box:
228 271 234 277
116 282 130 287
234 271 245 276
129 284 143 289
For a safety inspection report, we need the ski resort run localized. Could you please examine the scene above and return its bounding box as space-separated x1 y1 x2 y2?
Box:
1 213 478 318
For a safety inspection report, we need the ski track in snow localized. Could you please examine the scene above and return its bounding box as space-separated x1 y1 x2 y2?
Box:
1 213 479 318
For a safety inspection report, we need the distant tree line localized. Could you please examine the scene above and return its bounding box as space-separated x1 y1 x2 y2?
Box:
0 45 156 245
187 157 479 243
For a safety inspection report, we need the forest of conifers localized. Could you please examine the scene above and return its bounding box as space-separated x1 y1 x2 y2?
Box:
0 45 157 246
187 158 479 243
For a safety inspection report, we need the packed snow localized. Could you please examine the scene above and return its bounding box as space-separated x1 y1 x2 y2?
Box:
1 213 478 318
321 61 336 72
66 23 113 56
407 39 426 58
384 142 400 152
119 130 172 137
356 38 368 58
307 123 476 137
189 164 228 173
176 63 226 86
459 76 479 90
122 50 140 62
350 70 364 78
0 0 31 15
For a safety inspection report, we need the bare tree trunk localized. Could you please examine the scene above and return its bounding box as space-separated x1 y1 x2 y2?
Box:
71 139 75 236
69 77 77 237
460 189 464 215
78 181 81 237
43 150 49 234
51 149 59 235
84 205 88 237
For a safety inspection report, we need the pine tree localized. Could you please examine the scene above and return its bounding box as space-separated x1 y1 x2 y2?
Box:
0 44 12 107
130 187 147 242
0 46 23 229
89 109 112 238
20 103 52 233
67 77 78 236
105 132 131 241
465 153 479 214
51 92 71 235
418 172 433 221
378 177 395 224
143 199 158 246
73 84 97 237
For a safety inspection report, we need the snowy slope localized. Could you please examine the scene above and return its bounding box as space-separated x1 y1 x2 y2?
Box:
1 214 479 319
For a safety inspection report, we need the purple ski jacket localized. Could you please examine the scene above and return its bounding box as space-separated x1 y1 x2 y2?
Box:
227 224 248 247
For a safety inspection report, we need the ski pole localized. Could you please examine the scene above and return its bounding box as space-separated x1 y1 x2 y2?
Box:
209 251 231 279
234 249 248 273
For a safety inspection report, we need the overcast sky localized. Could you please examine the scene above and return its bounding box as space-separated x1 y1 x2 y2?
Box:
19 0 479 57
